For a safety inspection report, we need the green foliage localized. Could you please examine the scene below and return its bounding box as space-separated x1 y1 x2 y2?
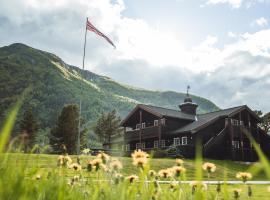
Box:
50 104 79 154
93 110 122 145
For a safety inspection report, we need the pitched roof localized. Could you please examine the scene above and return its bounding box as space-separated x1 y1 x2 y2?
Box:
141 104 195 120
120 104 195 126
171 105 255 134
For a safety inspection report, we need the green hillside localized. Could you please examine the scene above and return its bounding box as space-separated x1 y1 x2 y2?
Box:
0 43 219 132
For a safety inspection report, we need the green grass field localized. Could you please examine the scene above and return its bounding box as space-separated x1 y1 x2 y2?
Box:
2 153 267 180
0 153 270 200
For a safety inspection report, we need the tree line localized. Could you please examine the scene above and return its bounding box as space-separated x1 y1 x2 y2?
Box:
17 104 122 154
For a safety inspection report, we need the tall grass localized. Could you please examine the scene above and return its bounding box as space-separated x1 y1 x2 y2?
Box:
0 94 270 199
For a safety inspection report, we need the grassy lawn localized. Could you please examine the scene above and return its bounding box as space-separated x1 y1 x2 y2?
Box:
0 153 270 199
2 153 267 180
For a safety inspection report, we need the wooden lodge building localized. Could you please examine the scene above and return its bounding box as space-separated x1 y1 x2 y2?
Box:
110 91 270 161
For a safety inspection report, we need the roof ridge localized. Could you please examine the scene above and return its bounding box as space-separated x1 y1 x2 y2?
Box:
198 105 245 116
142 104 180 112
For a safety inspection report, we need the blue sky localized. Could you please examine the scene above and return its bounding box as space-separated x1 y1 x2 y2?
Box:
0 0 270 112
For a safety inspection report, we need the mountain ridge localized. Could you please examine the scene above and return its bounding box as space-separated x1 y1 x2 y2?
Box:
0 43 219 132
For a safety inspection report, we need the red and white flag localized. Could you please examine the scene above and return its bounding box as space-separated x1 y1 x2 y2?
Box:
86 19 116 48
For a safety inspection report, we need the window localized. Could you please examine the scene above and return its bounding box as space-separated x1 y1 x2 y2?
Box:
154 140 159 148
161 118 166 126
160 140 165 148
136 143 141 149
231 119 239 126
136 124 141 130
141 122 146 128
240 121 244 126
122 145 125 151
232 140 240 148
173 138 180 146
125 144 130 151
182 136 188 145
154 120 159 126
141 142 145 149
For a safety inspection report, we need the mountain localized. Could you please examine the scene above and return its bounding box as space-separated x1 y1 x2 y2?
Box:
0 43 219 132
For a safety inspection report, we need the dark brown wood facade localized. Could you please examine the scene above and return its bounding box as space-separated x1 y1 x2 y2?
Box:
111 102 270 161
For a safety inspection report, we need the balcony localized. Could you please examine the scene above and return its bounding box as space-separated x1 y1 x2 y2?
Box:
125 126 160 142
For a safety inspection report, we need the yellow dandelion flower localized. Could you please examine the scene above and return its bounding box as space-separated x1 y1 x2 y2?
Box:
175 159 184 166
97 152 110 164
236 172 252 183
57 155 72 167
126 175 139 183
158 169 173 179
148 170 157 177
132 157 148 168
114 173 124 184
131 149 149 160
87 158 102 171
170 181 178 190
172 166 186 177
110 159 123 171
233 189 241 199
35 174 41 180
69 163 82 171
202 162 216 173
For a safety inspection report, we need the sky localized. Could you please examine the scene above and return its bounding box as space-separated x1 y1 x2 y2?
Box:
0 0 270 112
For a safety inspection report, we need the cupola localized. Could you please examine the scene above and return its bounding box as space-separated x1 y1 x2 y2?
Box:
179 85 198 115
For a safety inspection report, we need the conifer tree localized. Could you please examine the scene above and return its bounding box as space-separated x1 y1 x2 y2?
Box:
93 110 121 147
50 104 79 154
19 107 39 151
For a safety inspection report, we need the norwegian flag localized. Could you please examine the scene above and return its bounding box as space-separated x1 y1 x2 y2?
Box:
86 19 116 48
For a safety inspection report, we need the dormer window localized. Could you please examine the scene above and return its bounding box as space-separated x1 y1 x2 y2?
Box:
141 122 146 128
154 120 159 126
136 124 141 130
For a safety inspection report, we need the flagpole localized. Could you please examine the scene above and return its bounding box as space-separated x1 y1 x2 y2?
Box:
77 17 88 155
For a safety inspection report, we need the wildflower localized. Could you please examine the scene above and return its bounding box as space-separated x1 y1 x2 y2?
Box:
233 189 241 199
175 159 184 166
148 170 157 178
110 159 123 171
35 174 41 180
69 163 82 171
236 172 252 183
202 162 216 173
97 152 110 164
132 157 148 168
190 181 207 194
68 175 80 187
87 158 102 171
158 169 173 179
131 149 149 160
72 175 80 182
170 181 178 191
57 155 72 167
114 173 124 184
126 175 139 183
171 166 186 177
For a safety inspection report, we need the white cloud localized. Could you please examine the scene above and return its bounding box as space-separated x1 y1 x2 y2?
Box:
251 17 268 27
0 0 270 111
205 0 243 8
228 31 237 38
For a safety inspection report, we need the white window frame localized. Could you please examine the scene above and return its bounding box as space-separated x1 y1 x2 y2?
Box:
232 140 240 149
136 143 141 149
160 140 165 148
231 119 239 126
154 140 159 148
182 136 188 145
154 120 159 126
239 121 244 126
126 144 130 151
141 142 145 149
136 124 141 130
161 118 166 126
173 138 180 146
141 122 146 128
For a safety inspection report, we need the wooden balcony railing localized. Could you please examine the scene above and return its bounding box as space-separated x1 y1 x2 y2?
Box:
124 126 160 142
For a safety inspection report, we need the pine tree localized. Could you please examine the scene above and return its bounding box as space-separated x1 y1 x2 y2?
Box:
93 110 121 147
49 104 79 154
19 108 39 151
